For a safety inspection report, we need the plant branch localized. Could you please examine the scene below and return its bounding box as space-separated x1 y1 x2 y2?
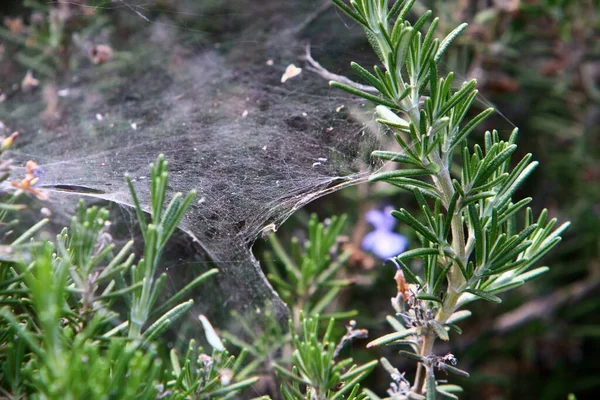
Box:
304 44 377 92
413 155 467 394
329 1 568 397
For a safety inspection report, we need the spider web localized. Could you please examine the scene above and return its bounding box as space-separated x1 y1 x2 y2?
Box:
0 0 385 322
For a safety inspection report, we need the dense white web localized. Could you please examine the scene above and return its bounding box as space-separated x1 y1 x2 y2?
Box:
1 0 385 319
1 0 519 330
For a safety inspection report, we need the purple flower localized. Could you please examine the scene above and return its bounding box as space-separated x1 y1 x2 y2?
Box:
361 206 408 259
31 165 45 187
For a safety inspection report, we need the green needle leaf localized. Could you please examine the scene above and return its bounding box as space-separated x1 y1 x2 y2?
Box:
330 81 400 108
464 288 502 304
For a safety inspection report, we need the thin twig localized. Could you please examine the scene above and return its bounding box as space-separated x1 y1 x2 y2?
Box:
303 44 378 93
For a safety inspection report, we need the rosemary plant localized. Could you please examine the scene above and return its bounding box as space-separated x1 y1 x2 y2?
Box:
125 155 198 338
224 215 361 398
330 0 569 398
265 214 355 322
0 152 258 399
274 313 377 400
166 341 259 399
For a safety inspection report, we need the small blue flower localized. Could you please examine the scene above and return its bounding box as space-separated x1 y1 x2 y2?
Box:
31 165 45 187
361 206 408 259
